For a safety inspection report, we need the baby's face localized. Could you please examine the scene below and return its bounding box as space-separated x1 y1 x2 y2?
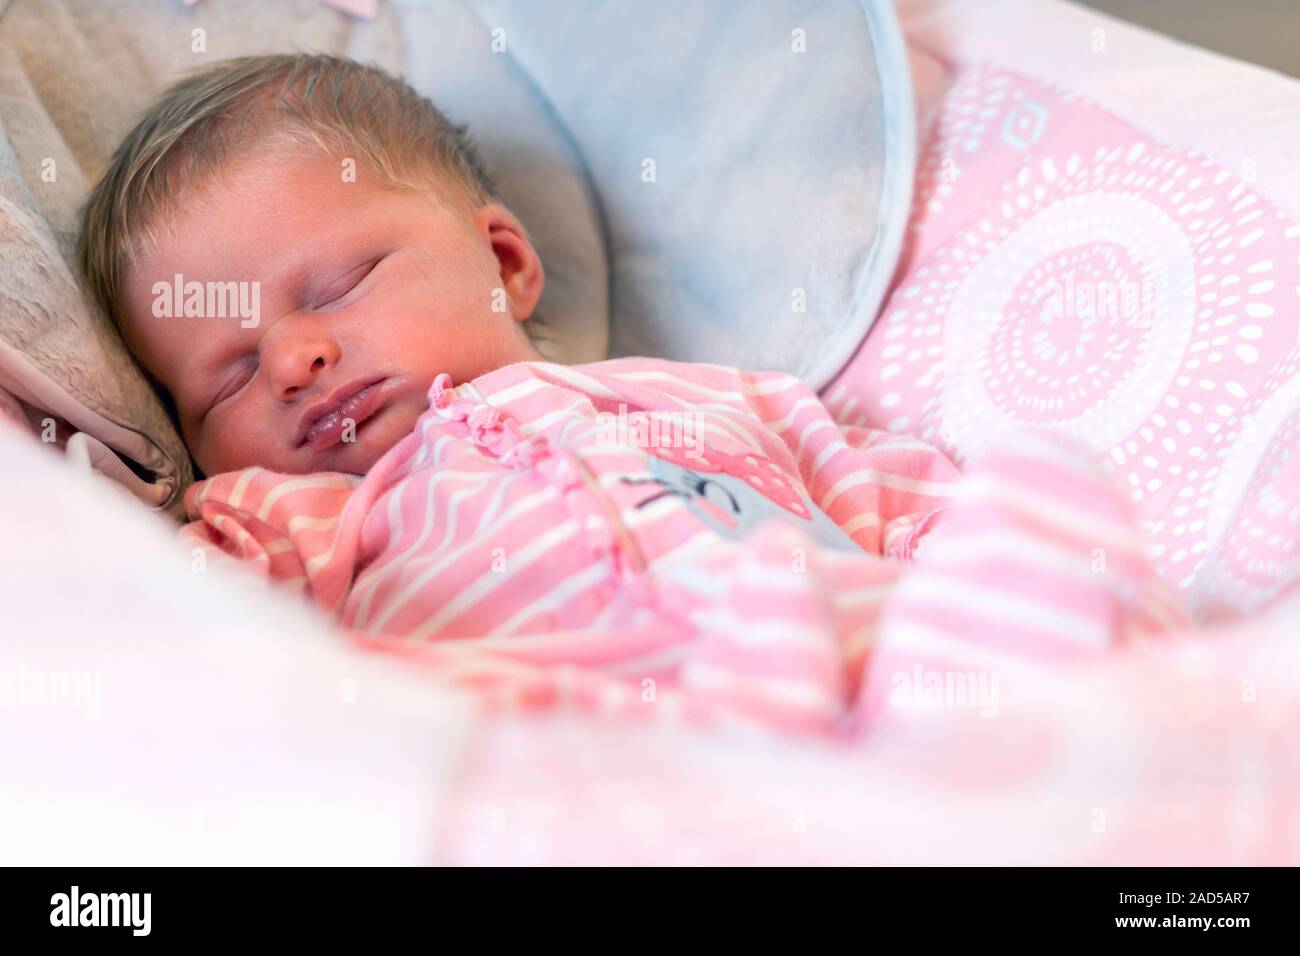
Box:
119 148 544 477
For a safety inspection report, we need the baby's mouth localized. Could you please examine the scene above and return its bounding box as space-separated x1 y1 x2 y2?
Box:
295 377 391 450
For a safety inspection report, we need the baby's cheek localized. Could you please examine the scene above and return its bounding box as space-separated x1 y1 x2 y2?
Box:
193 431 228 478
376 398 426 447
197 419 256 476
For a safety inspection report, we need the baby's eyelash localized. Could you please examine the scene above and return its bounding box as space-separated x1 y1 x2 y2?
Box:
208 361 257 414
312 256 382 309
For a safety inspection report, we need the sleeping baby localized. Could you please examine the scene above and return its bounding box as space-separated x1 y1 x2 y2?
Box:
72 54 1172 736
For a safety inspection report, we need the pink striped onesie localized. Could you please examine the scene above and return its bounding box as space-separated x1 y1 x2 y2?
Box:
180 356 1185 738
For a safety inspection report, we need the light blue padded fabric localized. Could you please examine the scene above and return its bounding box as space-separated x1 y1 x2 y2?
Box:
390 0 613 365
402 0 916 389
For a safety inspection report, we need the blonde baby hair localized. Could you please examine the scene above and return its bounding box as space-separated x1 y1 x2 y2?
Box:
78 52 498 338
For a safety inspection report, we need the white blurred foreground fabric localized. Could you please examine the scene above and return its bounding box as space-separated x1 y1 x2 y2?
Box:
0 421 478 865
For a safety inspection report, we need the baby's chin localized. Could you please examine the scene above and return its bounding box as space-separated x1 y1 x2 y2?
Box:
322 400 414 473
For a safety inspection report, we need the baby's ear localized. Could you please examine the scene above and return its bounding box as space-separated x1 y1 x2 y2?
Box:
477 202 545 322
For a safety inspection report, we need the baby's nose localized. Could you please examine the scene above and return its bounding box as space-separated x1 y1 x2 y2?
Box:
265 333 341 400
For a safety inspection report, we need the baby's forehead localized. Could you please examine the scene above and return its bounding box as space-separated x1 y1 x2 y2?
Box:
139 147 345 262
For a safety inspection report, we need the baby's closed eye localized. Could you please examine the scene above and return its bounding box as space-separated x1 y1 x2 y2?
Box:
306 255 384 311
206 359 258 416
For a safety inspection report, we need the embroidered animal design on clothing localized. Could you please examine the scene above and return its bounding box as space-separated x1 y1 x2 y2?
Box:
620 444 861 552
